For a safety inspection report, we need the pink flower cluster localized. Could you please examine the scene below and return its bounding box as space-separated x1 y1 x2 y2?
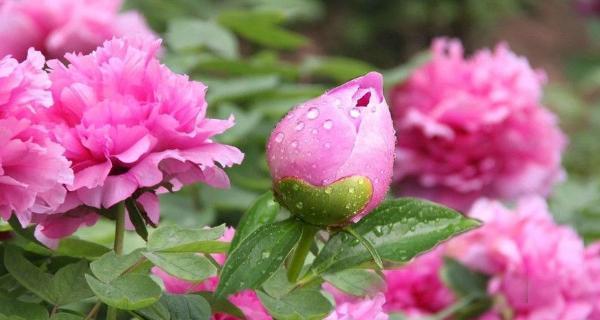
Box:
0 0 154 61
384 197 600 320
391 38 566 211
0 36 243 246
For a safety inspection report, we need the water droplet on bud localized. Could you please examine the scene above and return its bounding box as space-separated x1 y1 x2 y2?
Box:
306 107 319 120
323 120 333 130
295 122 305 131
274 132 284 143
350 109 360 118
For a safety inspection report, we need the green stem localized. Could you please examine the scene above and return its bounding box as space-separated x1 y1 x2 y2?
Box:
107 203 126 320
287 223 319 282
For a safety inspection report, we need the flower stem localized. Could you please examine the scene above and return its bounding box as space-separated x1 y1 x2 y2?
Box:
107 202 126 320
287 223 319 282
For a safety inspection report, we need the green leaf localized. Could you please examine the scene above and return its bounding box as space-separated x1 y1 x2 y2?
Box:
300 56 375 82
0 296 49 320
198 292 246 320
310 198 480 274
439 258 492 320
441 257 489 297
161 294 211 320
274 176 372 226
125 198 149 241
215 219 303 298
90 250 144 283
230 191 280 252
218 11 308 50
382 51 431 89
261 267 296 299
166 19 238 59
7 216 48 249
50 313 84 320
55 238 110 259
322 269 384 297
147 224 226 253
143 252 216 282
205 75 280 104
50 261 95 305
4 246 93 306
85 274 161 310
257 289 333 320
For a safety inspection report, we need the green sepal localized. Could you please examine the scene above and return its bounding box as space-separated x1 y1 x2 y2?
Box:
274 176 372 226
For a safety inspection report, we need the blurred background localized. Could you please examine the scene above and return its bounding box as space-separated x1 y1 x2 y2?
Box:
85 0 599 248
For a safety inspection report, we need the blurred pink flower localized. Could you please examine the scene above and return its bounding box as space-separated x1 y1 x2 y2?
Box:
324 284 388 320
383 247 454 317
575 0 600 16
391 38 566 211
0 0 154 61
35 36 243 244
0 50 73 228
447 197 596 320
267 72 395 223
383 197 600 320
153 228 271 320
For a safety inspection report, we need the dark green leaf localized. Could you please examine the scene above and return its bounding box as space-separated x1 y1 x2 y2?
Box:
322 269 384 297
125 199 149 241
257 289 333 320
147 225 225 253
230 191 280 252
85 274 161 310
50 313 84 320
161 294 211 320
55 238 110 259
4 246 93 305
143 252 217 282
215 219 302 298
198 292 246 320
300 56 374 82
261 267 296 299
441 257 489 297
310 198 480 274
0 296 48 320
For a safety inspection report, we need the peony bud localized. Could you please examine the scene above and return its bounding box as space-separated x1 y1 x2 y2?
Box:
267 72 395 226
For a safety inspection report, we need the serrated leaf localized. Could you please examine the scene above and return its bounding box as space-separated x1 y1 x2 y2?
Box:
147 225 225 253
257 289 332 320
230 191 280 252
322 269 384 297
90 250 144 283
143 252 216 282
0 296 49 320
85 274 161 310
310 198 480 274
215 219 302 298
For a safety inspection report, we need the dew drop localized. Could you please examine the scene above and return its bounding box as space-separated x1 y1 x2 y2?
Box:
262 251 271 258
306 107 319 120
274 132 284 143
348 187 355 194
324 188 332 194
291 140 298 148
350 109 360 118
296 202 304 209
324 142 331 149
323 120 333 130
295 122 305 131
334 99 342 108
311 128 318 135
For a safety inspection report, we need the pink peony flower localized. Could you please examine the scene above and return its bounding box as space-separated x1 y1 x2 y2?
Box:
153 228 271 320
391 38 566 211
267 72 395 225
35 36 243 244
446 197 596 320
0 0 155 61
383 197 600 320
0 50 73 227
324 284 389 320
383 247 454 317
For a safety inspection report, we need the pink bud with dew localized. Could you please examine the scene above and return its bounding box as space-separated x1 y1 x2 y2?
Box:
267 72 395 226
